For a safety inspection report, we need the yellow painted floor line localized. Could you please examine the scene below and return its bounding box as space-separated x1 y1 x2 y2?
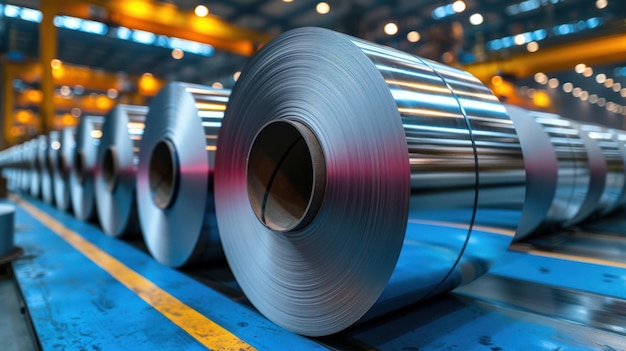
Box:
13 195 256 351
510 244 626 270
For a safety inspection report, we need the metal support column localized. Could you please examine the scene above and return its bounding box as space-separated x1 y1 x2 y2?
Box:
39 0 58 133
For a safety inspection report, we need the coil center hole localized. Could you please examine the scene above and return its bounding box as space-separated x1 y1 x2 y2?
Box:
149 139 179 209
247 119 326 232
74 150 86 184
102 146 119 192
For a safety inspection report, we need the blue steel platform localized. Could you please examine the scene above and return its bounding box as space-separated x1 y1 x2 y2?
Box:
6 195 626 350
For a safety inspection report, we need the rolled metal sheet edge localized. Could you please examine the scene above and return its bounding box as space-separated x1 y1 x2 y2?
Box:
214 27 525 336
95 104 148 237
137 82 229 267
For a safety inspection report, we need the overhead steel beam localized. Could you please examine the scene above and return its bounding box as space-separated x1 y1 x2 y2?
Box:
463 32 626 82
56 0 273 57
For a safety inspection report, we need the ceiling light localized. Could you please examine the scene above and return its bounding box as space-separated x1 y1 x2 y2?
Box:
583 67 593 77
596 0 608 9
233 71 241 82
107 88 118 99
589 94 598 104
171 48 184 60
407 31 421 43
283 0 293 2
620 88 626 97
572 87 582 97
194 5 209 17
212 82 223 89
534 72 548 85
71 107 81 118
604 78 614 88
51 59 62 69
316 2 330 15
548 78 559 89
514 34 526 45
580 91 589 101
384 22 398 36
59 85 71 97
526 41 539 52
562 82 573 93
491 75 503 86
613 83 622 92
469 13 483 25
575 63 586 74
596 73 606 83
598 97 606 107
452 1 466 13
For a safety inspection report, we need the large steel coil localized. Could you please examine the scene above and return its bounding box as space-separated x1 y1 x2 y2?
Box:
43 131 60 205
70 115 104 221
214 27 526 336
95 105 148 237
136 82 229 267
53 127 76 212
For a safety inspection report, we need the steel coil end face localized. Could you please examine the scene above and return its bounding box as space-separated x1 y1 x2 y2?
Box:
95 105 148 237
215 27 410 336
137 82 228 268
70 115 104 221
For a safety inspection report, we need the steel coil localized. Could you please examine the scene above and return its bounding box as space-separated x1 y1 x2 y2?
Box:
29 137 42 198
70 115 104 221
136 82 229 267
0 204 15 257
43 131 60 204
95 105 148 237
577 124 626 216
214 27 526 336
53 127 76 211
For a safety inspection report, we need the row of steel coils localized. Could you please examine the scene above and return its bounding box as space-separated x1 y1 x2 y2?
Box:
1 27 626 336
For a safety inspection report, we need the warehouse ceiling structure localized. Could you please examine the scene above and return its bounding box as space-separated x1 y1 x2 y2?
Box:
1 0 626 143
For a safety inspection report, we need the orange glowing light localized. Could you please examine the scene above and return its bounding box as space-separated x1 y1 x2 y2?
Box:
532 90 551 108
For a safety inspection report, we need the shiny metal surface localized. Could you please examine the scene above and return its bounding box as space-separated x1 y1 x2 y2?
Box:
136 82 229 267
578 124 626 216
610 130 626 208
19 142 31 193
214 27 525 336
506 107 594 237
70 115 104 221
43 131 60 205
53 127 76 212
0 204 15 257
28 138 42 198
36 135 51 201
95 105 148 237
567 122 607 225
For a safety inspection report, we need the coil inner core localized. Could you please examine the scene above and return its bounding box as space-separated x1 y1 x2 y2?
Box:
149 139 179 209
102 146 119 192
247 119 326 232
74 150 86 184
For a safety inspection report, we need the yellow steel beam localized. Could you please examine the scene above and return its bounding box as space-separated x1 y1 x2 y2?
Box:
9 61 165 96
39 0 58 134
57 0 273 57
464 32 626 82
2 64 15 146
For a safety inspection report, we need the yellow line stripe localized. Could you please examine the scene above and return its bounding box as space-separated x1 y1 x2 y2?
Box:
510 244 626 269
13 195 256 351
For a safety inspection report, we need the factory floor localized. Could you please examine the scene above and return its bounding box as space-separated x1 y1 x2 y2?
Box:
2 194 626 350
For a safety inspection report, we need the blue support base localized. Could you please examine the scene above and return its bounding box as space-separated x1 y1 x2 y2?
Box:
8 195 626 350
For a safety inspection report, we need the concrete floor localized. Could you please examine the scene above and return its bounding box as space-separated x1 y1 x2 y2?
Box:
0 265 37 351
